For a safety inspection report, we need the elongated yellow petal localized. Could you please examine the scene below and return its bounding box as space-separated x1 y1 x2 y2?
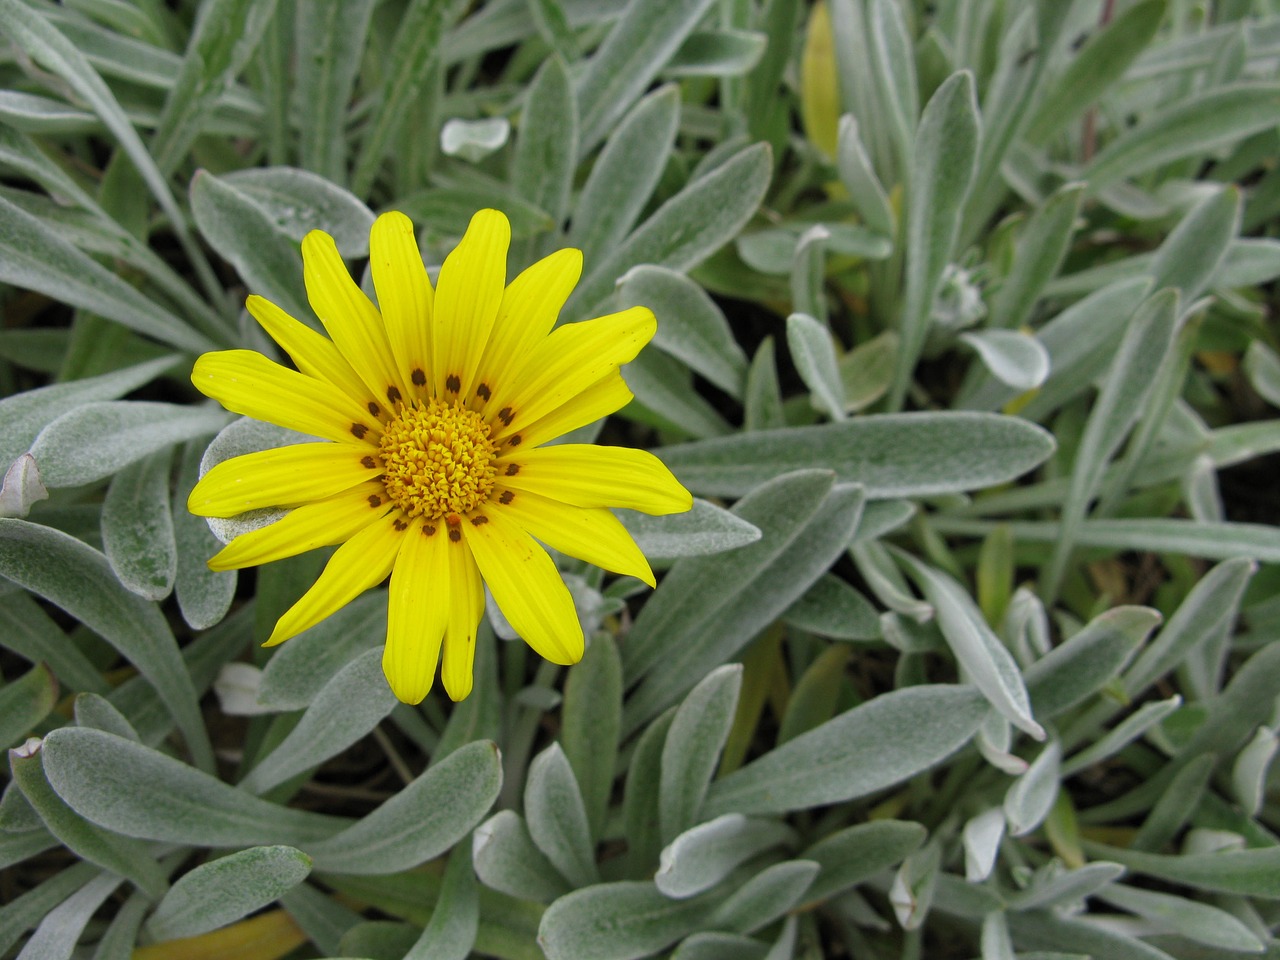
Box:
302 230 409 408
493 487 655 587
499 444 691 516
208 480 391 570
432 209 509 402
189 443 381 518
472 247 581 412
462 506 583 665
490 307 655 442
266 509 410 646
245 295 374 413
192 350 381 444
511 372 634 450
385 518 448 704
369 212 433 400
441 536 484 701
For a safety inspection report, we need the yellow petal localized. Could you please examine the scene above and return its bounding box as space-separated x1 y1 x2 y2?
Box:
432 209 510 402
369 212 433 399
511 371 634 451
207 480 391 570
384 518 448 704
493 487 655 587
302 230 409 408
499 444 691 515
266 509 410 646
462 506 583 666
441 536 484 701
472 247 581 411
189 442 381 518
192 350 381 444
490 306 655 442
245 295 374 413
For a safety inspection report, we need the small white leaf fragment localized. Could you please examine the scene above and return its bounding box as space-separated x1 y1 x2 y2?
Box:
0 454 49 518
440 118 510 162
963 807 1006 882
213 662 274 716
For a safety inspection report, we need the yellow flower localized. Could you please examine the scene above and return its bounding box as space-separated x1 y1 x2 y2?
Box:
189 209 692 704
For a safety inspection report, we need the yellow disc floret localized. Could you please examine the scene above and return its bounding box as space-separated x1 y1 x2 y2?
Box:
379 397 498 519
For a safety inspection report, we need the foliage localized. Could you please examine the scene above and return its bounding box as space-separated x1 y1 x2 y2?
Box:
2 0 1280 958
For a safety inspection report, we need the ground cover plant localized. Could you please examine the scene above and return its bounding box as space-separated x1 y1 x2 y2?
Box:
1 0 1280 957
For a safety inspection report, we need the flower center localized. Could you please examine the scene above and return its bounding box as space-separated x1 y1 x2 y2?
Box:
378 397 498 519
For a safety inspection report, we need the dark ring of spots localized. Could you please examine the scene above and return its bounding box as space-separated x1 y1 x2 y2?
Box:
411 368 427 386
361 455 376 469
387 386 402 404
499 491 514 504
448 528 461 542
470 515 489 526
446 374 461 393
367 494 382 508
505 463 520 476
351 423 369 439
367 401 380 416
476 383 492 401
393 518 409 531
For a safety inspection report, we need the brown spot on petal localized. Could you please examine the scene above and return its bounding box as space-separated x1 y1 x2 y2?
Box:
393 518 408 531
476 383 491 401
361 455 377 469
497 406 514 426
448 528 461 542
412 368 427 386
446 374 461 393
351 423 369 439
505 463 520 476
367 494 382 508
499 490 514 504
507 434 522 447
470 515 489 526
386 385 402 404
367 401 380 416
423 524 437 537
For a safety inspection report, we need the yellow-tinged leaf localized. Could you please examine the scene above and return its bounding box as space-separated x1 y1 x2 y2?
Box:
133 910 306 960
1045 789 1085 869
801 1 840 159
977 523 1014 628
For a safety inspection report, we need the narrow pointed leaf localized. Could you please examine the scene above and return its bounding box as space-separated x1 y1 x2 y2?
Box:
146 845 311 942
705 685 987 816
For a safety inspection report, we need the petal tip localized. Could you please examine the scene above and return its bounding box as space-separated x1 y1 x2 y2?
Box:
384 662 433 705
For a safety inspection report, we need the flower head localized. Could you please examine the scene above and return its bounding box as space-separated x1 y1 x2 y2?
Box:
189 210 692 703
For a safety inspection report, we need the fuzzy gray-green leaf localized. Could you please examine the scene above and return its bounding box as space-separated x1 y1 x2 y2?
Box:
705 685 988 816
538 881 714 960
660 665 742 844
30 401 230 490
890 70 980 410
1087 82 1280 190
305 740 501 874
241 647 397 795
659 413 1053 499
146 845 311 941
568 143 771 318
0 520 214 772
41 727 345 846
524 743 599 889
101 449 177 601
